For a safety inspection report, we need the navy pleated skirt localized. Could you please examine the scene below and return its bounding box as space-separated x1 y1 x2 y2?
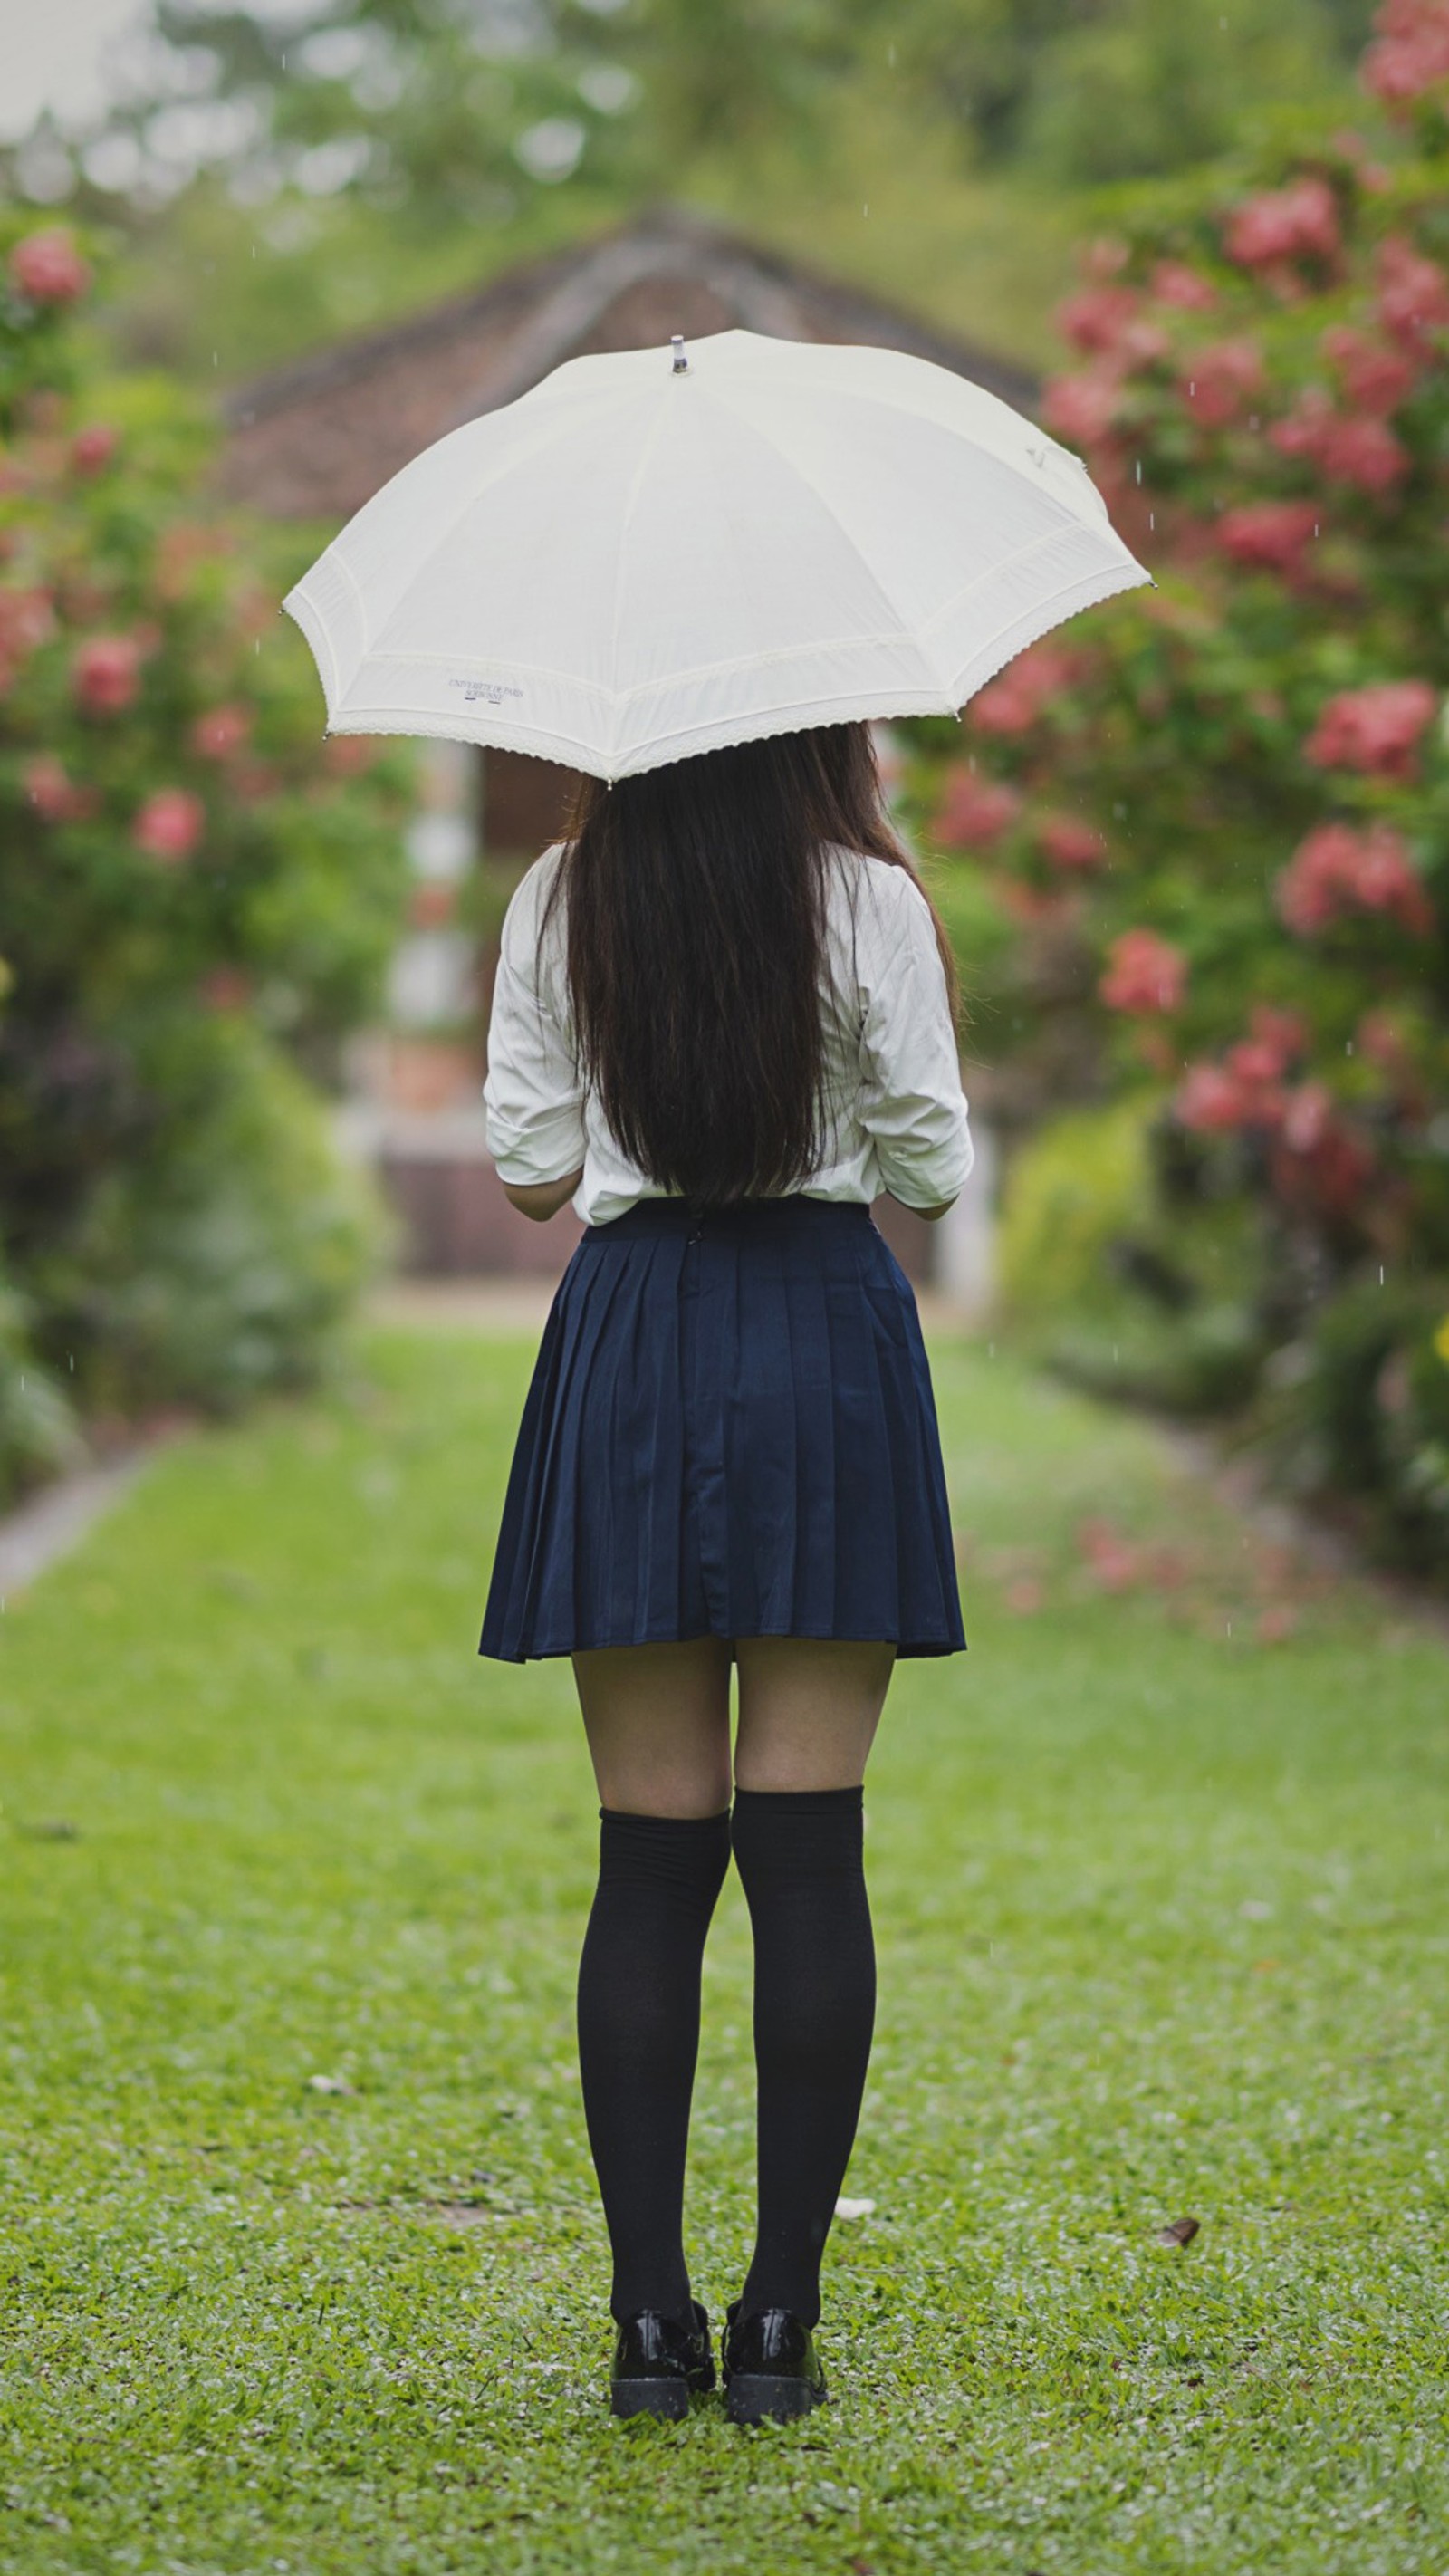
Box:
478 1195 966 1663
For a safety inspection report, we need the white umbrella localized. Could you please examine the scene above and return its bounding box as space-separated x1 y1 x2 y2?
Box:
284 327 1151 782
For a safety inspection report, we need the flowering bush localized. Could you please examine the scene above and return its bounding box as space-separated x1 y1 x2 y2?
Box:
912 0 1449 1574
0 216 409 1498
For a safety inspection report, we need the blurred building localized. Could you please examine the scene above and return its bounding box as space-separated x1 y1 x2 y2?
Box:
224 208 1035 1290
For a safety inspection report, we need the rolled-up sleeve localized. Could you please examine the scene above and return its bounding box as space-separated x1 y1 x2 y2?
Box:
858 873 974 1211
483 860 588 1186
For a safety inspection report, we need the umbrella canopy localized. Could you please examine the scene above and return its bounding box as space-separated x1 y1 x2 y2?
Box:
284 327 1151 782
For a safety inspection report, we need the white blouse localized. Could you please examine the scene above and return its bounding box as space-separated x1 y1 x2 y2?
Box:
483 842 974 1228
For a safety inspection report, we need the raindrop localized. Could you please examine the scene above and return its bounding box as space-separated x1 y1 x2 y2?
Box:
1149 511 1156 529
1379 1264 1386 1285
888 41 897 65
862 202 868 217
1135 458 1142 484
1345 1038 1353 1054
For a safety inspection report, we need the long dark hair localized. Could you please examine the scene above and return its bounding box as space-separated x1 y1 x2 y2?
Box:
541 722 958 1206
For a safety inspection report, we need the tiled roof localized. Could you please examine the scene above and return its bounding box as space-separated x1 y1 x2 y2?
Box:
222 205 1041 520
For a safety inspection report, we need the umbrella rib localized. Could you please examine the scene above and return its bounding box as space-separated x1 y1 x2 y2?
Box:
604 390 675 752
354 391 631 658
707 383 936 678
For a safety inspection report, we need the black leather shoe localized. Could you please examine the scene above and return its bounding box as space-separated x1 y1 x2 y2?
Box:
722 2301 827 2424
609 2300 715 2420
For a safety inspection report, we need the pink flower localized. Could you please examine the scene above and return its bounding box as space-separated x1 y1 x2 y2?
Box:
971 643 1080 737
1374 233 1449 348
931 767 1022 851
1058 284 1140 353
1216 499 1321 574
1177 1061 1254 1131
1281 1081 1336 1153
190 703 252 760
1099 928 1187 1014
1276 821 1433 937
1053 286 1169 371
1150 259 1219 311
1176 336 1266 428
1226 1038 1291 1091
1302 679 1437 777
70 422 120 476
1269 389 1410 491
323 736 377 777
1247 1004 1309 1070
1223 176 1340 270
1041 368 1124 447
1038 812 1107 870
132 789 204 863
7 228 91 305
1176 1008 1306 1135
72 632 142 715
0 584 55 660
1319 323 1419 413
1271 1106 1375 1220
1320 414 1411 491
1361 0 1449 105
24 756 80 822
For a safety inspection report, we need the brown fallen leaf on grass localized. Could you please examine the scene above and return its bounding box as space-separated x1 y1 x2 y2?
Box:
1157 2216 1201 2246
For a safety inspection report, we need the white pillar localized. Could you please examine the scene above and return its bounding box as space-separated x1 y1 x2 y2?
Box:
936 1114 996 1320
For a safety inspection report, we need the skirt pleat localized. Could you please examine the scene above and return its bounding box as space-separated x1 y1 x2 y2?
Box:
478 1197 967 1663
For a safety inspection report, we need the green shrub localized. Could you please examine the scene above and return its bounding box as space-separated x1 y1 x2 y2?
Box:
905 0 1449 1568
28 1020 389 1419
1258 1275 1449 1572
999 1097 1159 1327
1001 1099 1271 1411
0 212 409 1487
0 1274 81 1510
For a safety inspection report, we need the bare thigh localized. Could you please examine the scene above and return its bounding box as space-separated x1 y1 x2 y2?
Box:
571 1635 896 1815
572 1639 734 1817
734 1638 895 1792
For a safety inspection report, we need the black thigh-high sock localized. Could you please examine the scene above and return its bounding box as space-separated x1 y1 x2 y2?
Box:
576 1806 732 2325
731 1784 877 2330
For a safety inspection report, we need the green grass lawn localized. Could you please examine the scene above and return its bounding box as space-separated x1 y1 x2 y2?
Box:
1 1321 1445 2575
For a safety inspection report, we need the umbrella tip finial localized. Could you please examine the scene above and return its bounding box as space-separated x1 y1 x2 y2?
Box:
670 333 688 374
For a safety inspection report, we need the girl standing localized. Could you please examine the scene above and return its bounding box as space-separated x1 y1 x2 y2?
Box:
479 721 971 2424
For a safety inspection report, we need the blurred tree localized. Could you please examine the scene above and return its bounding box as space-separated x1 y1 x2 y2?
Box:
5 0 1377 235
910 0 1449 1569
0 215 411 1493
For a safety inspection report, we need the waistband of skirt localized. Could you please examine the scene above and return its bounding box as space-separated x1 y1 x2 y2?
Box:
584 1194 873 1243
